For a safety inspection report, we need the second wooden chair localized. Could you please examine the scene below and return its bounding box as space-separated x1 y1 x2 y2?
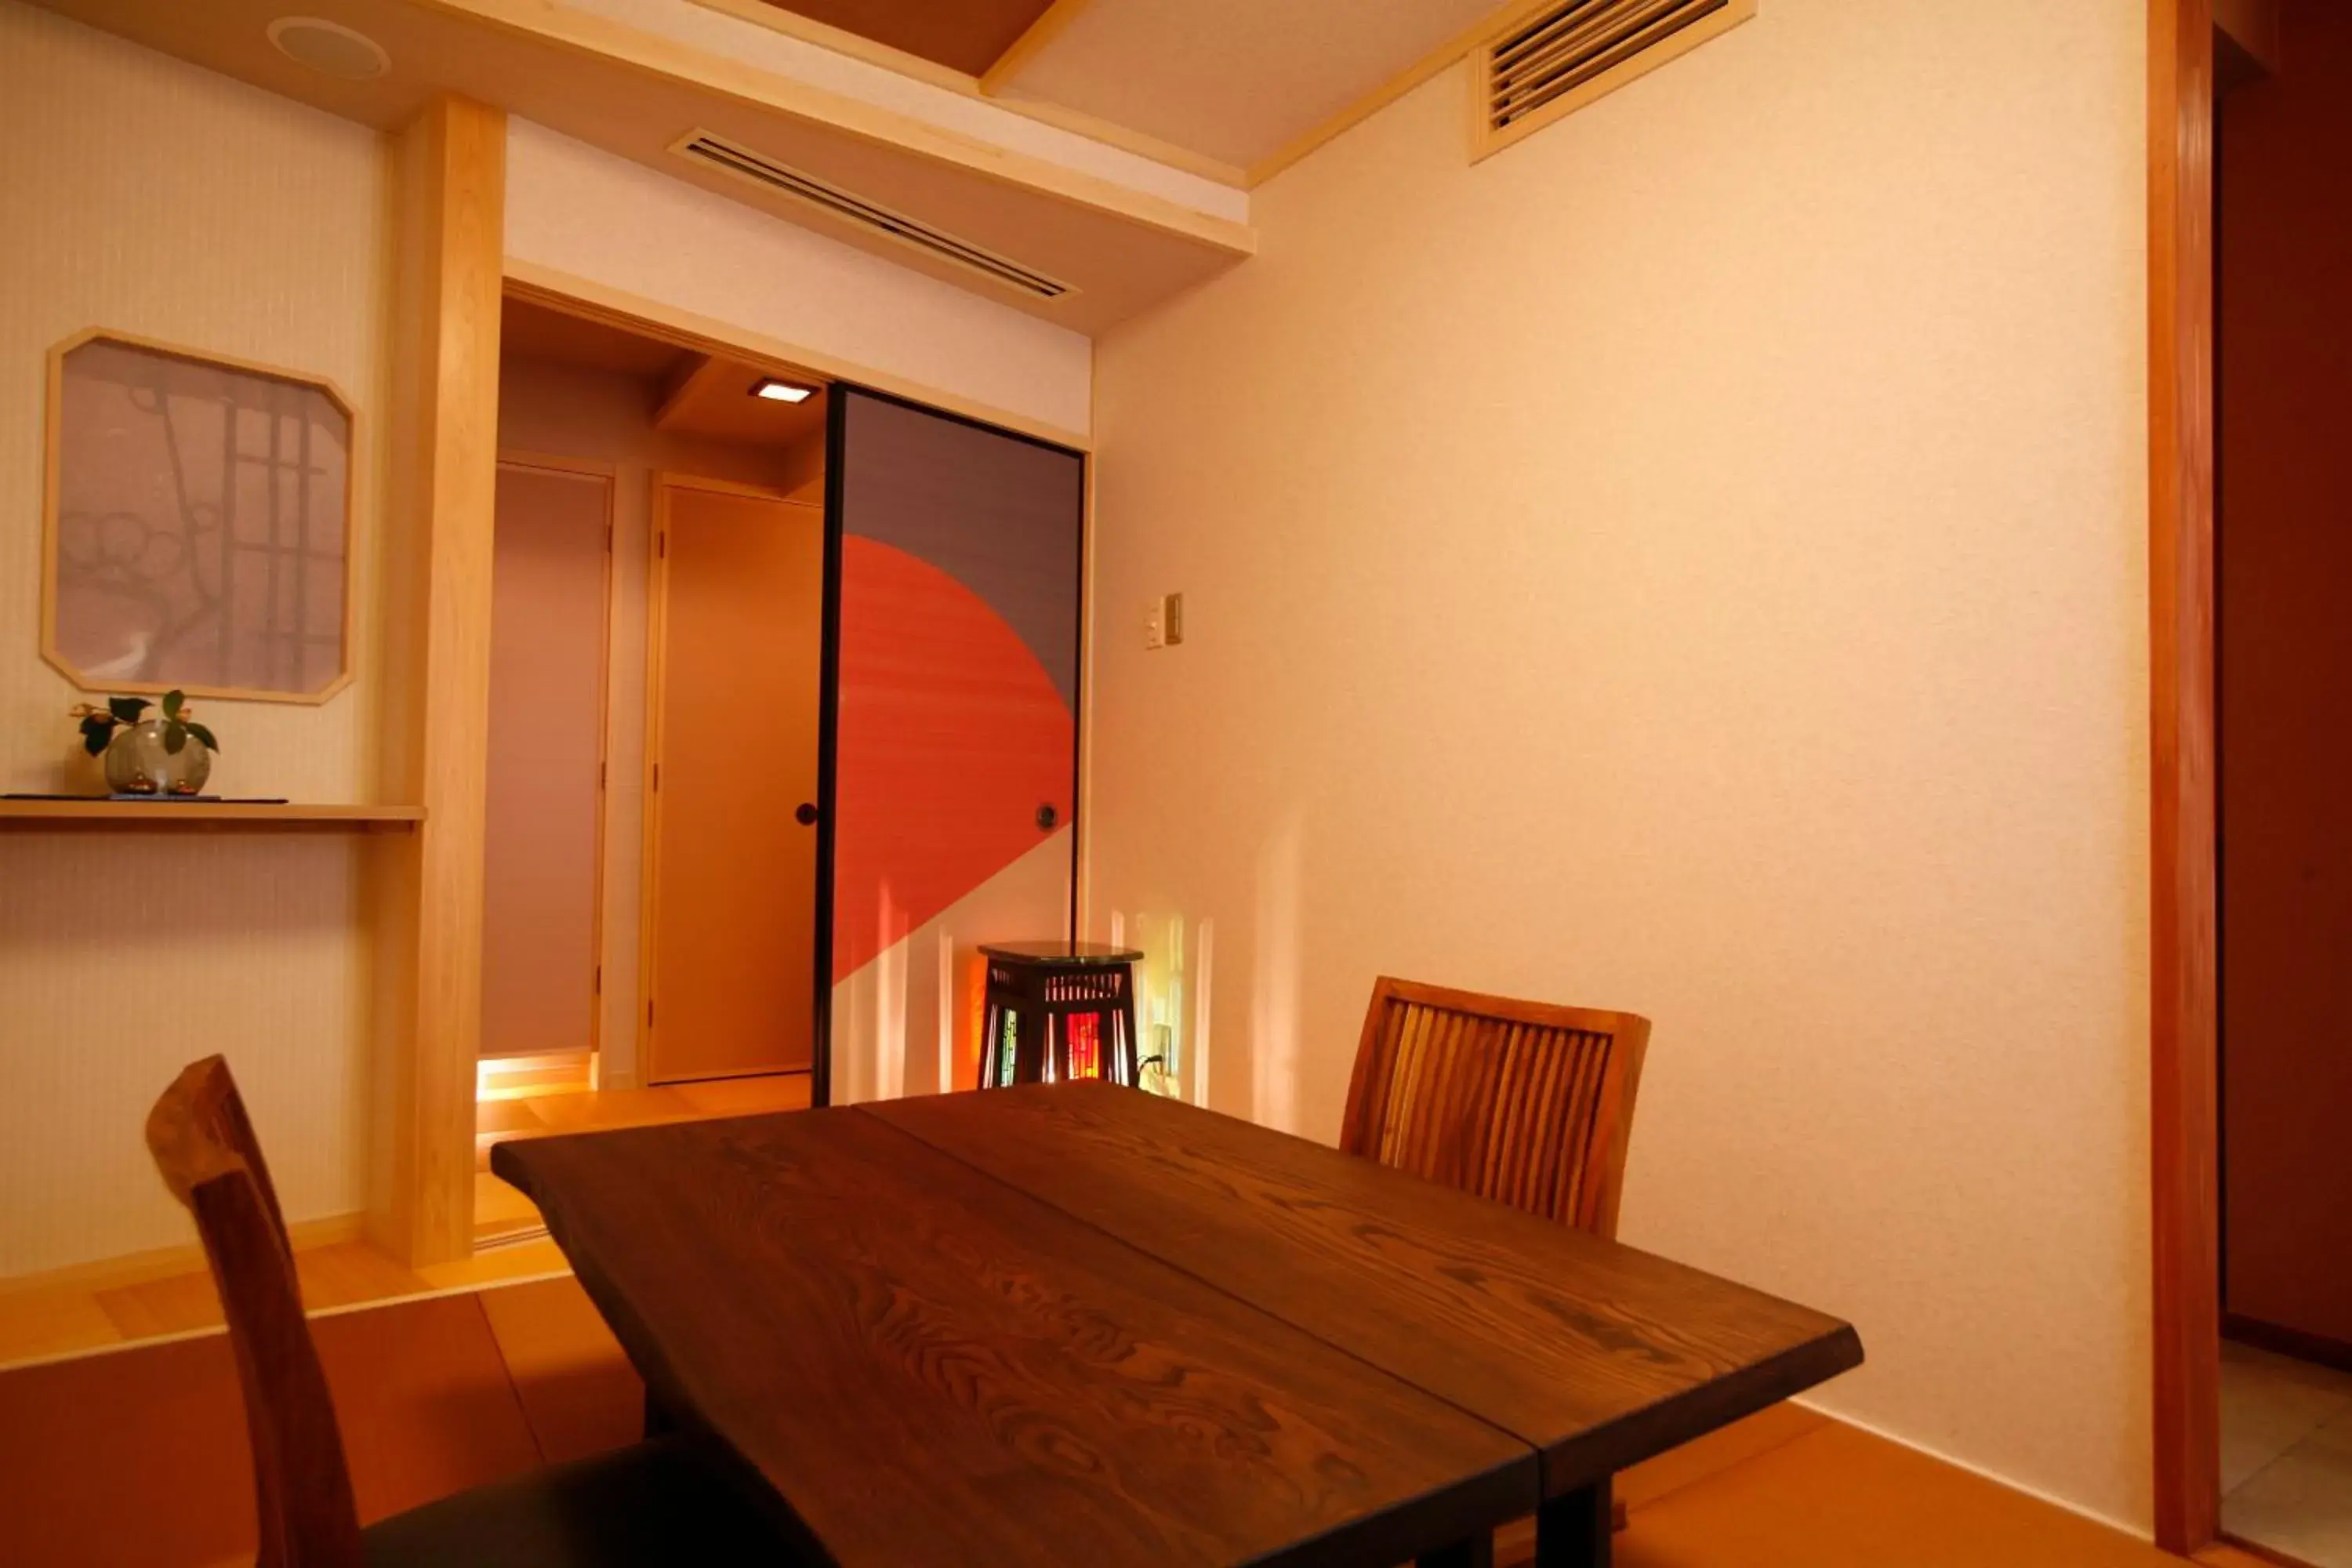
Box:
144 1054 800 1568
1341 976 1652 1567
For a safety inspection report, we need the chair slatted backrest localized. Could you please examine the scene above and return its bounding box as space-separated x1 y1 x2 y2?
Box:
1340 978 1652 1237
146 1056 365 1568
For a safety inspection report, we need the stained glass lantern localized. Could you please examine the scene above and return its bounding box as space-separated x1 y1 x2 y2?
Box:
978 942 1145 1088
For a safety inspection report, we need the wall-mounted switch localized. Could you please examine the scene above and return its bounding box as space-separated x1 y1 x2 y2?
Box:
1145 592 1185 650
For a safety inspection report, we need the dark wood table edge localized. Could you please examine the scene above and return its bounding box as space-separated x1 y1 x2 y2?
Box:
495 1116 1548 1568
1536 1323 1865 1495
490 1138 840 1561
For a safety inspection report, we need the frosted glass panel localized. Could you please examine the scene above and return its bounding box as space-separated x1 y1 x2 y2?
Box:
49 336 351 699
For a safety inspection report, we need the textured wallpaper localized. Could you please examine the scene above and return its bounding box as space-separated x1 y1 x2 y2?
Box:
0 2 390 1276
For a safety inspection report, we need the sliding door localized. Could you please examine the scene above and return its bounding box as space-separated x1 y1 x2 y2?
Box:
821 390 1083 1104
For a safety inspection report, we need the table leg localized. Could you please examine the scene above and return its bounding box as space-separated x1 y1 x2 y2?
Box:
1416 1534 1494 1568
1536 1482 1612 1567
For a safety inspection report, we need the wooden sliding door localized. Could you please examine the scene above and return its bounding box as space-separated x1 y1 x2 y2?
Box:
643 478 826 1083
820 389 1085 1105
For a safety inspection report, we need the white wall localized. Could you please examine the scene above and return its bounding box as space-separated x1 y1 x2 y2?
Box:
503 118 1094 441
1087 0 2151 1532
0 2 387 1275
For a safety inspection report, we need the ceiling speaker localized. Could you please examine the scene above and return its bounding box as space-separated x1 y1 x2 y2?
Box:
266 16 390 80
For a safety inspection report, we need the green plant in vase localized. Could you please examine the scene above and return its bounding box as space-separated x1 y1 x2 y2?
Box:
71 690 221 797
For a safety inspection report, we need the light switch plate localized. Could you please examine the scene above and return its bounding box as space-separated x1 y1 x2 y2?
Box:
1144 598 1165 649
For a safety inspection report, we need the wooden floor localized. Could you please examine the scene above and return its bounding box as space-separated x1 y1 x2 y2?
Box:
0 1231 576 1370
0 1073 811 1370
472 1072 813 1237
474 1071 810 1159
0 1269 2200 1567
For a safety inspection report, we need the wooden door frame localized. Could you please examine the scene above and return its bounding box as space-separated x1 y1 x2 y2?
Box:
2151 2 2298 1554
2149 0 2220 1553
376 247 1094 1254
639 473 823 1087
503 261 1091 456
485 449 618 1080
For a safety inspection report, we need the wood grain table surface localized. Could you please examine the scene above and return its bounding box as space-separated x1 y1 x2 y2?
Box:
494 1105 1530 1566
873 1082 1864 1497
494 1083 1862 1566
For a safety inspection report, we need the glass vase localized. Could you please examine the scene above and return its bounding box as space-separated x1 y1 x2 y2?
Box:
103 719 212 797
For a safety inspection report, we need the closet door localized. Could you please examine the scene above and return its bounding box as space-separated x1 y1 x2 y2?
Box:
822 390 1083 1104
645 482 825 1083
481 459 612 1064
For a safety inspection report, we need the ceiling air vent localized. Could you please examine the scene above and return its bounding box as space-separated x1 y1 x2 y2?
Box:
1475 0 1756 160
670 131 1074 301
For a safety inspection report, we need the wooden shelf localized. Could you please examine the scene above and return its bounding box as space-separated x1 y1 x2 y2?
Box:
0 801 424 832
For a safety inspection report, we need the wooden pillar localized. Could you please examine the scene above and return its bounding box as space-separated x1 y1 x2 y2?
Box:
2148 0 2220 1552
368 95 505 1268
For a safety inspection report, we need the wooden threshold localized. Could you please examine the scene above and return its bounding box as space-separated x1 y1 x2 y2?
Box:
2204 1540 2325 1568
2223 1312 2352 1378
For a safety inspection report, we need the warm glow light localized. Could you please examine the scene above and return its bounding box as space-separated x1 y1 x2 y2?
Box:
475 1052 595 1102
752 378 816 404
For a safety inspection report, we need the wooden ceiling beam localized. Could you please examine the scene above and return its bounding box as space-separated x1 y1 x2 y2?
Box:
980 0 1094 94
653 353 728 433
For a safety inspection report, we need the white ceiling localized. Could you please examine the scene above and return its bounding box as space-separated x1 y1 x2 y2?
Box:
997 0 1505 171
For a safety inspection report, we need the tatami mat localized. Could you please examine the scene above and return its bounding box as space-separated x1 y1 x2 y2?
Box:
0 1272 2195 1568
1613 1418 2181 1567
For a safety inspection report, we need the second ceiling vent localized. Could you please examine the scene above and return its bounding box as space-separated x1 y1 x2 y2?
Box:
1475 0 1756 160
671 131 1075 302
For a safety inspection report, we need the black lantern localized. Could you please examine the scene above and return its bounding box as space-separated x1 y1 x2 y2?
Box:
978 942 1145 1087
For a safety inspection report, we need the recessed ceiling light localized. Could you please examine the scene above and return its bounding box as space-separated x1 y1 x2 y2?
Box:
751 378 817 404
266 16 390 80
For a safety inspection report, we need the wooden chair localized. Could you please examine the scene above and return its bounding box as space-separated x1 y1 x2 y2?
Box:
1342 977 1650 1236
146 1055 797 1567
1341 978 1651 1566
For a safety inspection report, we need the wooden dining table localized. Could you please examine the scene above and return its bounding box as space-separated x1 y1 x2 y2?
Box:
492 1080 1861 1568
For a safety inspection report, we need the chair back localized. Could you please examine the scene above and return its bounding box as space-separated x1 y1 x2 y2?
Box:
1340 977 1651 1237
147 1055 364 1568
